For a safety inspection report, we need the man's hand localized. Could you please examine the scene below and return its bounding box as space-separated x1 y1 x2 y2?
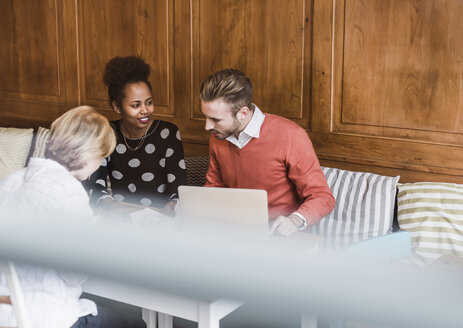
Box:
269 214 305 237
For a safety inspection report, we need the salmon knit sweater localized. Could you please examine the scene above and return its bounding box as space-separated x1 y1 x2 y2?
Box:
205 114 335 225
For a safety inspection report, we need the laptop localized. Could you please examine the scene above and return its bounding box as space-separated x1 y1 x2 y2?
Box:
177 185 324 254
177 185 269 232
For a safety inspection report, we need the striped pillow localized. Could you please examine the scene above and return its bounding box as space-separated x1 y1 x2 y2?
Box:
310 167 399 250
32 127 50 158
397 182 463 261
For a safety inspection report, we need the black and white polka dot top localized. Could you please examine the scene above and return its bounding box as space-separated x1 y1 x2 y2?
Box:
86 120 188 208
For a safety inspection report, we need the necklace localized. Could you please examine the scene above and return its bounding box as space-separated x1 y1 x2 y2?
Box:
120 121 150 151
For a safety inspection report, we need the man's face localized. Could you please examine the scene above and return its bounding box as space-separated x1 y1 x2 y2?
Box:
201 99 242 140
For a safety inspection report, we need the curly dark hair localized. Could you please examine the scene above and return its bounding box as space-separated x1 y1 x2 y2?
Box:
103 56 152 108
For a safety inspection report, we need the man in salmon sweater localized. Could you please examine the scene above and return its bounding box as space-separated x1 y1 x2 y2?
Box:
200 68 335 236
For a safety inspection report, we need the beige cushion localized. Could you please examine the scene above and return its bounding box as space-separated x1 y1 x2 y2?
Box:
32 127 50 158
0 127 34 179
398 182 463 261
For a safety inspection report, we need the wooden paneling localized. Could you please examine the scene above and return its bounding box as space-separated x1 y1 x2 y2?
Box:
333 0 463 144
2 0 463 182
0 0 61 98
177 0 314 148
78 0 174 116
319 159 462 184
189 0 312 129
312 0 463 182
0 0 78 127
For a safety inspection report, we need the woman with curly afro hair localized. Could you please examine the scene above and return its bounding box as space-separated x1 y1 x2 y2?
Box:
86 56 187 218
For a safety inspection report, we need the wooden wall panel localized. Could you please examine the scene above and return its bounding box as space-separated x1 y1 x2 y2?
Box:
311 0 463 182
2 0 463 182
78 0 174 117
188 0 312 133
0 0 60 98
0 0 78 127
333 0 463 145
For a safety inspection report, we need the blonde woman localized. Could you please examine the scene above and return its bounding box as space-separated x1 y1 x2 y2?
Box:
0 106 145 328
0 106 116 221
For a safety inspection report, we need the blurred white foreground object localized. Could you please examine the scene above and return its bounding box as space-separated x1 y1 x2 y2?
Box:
0 261 31 328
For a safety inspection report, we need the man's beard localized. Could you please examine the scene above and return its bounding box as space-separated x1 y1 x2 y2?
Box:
210 117 241 140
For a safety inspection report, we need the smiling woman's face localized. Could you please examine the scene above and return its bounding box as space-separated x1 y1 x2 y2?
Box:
114 81 154 136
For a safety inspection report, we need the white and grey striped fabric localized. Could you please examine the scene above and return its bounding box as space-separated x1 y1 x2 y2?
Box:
32 127 50 158
310 167 399 250
397 182 463 261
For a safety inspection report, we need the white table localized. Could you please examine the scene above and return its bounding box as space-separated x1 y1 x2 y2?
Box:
83 277 243 328
3 216 463 328
83 232 322 328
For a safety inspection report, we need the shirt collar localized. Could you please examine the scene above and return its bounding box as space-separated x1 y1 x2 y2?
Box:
242 105 265 138
226 105 265 147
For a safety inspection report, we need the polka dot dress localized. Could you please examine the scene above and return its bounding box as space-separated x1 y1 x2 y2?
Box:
86 120 188 208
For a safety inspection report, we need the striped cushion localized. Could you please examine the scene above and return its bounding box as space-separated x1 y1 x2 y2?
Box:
0 127 34 179
310 167 399 250
32 127 50 158
397 182 463 261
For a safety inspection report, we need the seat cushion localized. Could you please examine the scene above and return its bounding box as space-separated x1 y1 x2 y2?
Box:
31 126 50 158
0 127 34 179
397 182 463 262
184 156 209 186
310 167 400 250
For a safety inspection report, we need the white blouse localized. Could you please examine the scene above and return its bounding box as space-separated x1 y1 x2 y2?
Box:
0 157 97 327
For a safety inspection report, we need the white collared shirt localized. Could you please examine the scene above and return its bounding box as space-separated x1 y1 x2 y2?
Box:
0 157 98 327
226 105 265 149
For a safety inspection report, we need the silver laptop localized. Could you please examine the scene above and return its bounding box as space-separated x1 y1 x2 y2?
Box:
177 186 269 232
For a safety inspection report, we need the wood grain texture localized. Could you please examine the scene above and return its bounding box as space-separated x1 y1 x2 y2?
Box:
319 159 462 184
167 0 211 149
0 0 77 126
333 0 463 144
309 0 463 182
2 0 463 182
78 0 174 116
191 0 312 128
0 0 61 98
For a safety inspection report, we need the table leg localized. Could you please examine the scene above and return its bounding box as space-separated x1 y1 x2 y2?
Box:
158 313 173 328
301 314 317 328
142 309 157 328
197 302 220 328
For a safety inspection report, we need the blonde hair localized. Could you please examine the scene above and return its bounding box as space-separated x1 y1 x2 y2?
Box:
45 106 116 171
199 68 254 116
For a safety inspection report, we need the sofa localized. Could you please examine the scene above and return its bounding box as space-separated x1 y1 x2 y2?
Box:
1 126 463 265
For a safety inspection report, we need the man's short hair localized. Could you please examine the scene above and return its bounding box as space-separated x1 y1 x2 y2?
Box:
199 68 254 115
45 106 116 172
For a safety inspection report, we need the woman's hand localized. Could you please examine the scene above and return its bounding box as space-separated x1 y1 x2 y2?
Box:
97 198 142 221
162 199 178 217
